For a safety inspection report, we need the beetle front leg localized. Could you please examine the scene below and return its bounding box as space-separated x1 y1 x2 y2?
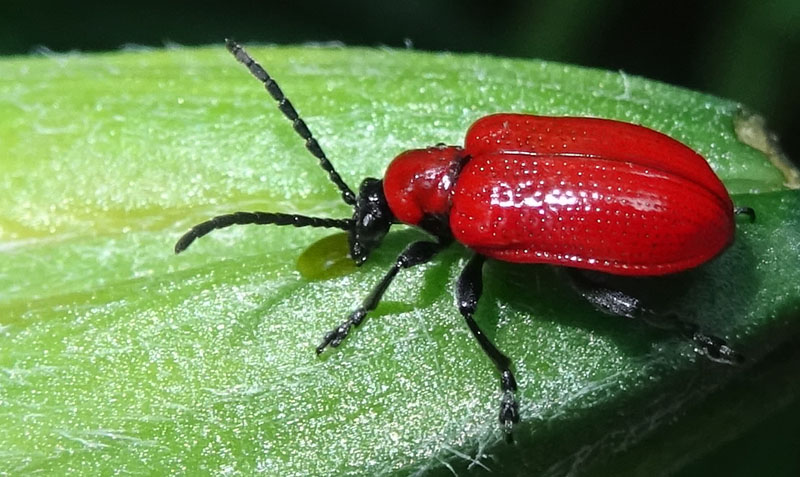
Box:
316 240 446 354
566 270 744 364
457 254 520 434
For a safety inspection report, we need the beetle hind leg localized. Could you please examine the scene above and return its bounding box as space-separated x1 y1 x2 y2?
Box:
457 254 520 436
671 318 744 364
566 269 744 365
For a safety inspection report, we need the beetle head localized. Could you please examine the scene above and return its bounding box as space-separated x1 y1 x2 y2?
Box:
349 178 394 265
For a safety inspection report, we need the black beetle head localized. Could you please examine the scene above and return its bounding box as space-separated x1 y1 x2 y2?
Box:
349 178 394 265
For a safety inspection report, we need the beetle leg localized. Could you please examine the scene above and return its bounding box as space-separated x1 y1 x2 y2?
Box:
316 240 446 354
734 206 756 222
566 270 744 365
457 254 520 435
641 313 744 364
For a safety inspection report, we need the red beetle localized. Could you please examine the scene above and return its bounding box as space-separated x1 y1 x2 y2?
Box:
176 41 753 434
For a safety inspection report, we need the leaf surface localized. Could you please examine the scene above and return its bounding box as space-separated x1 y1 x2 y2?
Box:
1 46 798 475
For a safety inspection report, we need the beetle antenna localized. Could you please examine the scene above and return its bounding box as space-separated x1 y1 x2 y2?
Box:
225 39 357 207
175 212 353 254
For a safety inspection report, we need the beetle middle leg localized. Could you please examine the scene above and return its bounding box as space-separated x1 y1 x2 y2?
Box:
316 239 447 354
565 269 744 364
457 254 520 434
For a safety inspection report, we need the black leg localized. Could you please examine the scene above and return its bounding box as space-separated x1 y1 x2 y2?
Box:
457 254 520 434
316 240 446 354
566 269 744 364
642 313 744 364
734 206 756 222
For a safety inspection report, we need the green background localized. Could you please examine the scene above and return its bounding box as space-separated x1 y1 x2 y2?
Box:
1 1 799 476
1 0 798 164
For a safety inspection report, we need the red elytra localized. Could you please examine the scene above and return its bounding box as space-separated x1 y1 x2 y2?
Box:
177 41 750 435
383 113 735 276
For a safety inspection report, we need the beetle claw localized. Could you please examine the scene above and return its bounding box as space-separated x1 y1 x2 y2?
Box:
692 332 745 365
315 334 333 355
500 392 520 422
713 345 745 365
499 390 520 441
316 323 352 354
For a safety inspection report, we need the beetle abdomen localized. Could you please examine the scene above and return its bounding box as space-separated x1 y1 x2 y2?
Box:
450 153 735 275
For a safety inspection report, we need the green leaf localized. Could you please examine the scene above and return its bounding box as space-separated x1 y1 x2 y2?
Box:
1 45 798 476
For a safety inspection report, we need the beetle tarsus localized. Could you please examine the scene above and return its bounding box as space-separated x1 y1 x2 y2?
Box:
500 390 520 430
316 309 366 354
734 206 756 222
499 369 520 432
316 240 445 355
679 322 744 365
697 339 745 365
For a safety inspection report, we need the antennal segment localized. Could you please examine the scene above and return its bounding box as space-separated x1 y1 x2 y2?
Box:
175 211 353 254
225 39 357 206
